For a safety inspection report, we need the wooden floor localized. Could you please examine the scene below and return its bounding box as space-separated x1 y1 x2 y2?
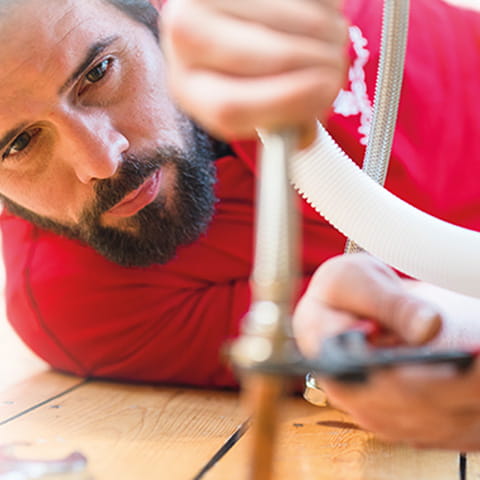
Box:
1 292 479 480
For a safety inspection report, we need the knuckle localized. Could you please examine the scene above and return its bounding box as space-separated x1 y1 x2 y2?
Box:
162 3 209 54
208 102 238 130
336 16 350 46
202 99 250 140
284 49 314 71
300 4 347 42
319 253 368 279
316 256 350 281
303 11 331 38
377 293 428 334
312 254 368 297
376 292 408 326
162 18 195 54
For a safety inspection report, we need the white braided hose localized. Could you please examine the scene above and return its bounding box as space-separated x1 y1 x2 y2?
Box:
286 123 480 299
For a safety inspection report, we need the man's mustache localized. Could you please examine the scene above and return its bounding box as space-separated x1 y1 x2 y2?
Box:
91 152 166 216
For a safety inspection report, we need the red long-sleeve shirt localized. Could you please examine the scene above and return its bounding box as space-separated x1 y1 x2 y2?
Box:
2 0 480 387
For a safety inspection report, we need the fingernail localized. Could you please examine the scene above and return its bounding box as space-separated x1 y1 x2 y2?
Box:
408 307 442 344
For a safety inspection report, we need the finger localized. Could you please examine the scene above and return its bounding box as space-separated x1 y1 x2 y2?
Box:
307 254 442 345
163 7 346 77
387 357 480 410
208 0 349 41
357 404 480 450
293 299 359 357
318 373 445 437
167 66 342 140
318 364 480 449
325 361 477 413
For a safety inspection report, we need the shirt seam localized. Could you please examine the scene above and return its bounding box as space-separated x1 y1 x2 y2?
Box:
23 226 89 376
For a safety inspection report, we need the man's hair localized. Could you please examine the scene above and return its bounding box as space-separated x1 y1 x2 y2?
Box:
104 0 159 39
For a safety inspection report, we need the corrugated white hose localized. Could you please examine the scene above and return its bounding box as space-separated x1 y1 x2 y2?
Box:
290 123 480 299
261 0 480 299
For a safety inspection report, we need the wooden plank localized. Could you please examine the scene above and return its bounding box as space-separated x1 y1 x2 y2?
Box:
0 381 246 480
0 371 85 424
466 453 480 478
0 380 460 480
204 396 460 480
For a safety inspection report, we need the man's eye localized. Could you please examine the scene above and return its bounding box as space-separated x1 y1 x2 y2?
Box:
3 131 34 159
85 59 111 84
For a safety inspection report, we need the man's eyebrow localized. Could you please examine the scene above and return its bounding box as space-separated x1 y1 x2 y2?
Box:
59 35 120 95
0 123 28 154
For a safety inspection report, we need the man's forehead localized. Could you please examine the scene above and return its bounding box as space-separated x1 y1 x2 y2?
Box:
0 0 127 69
0 0 128 98
0 0 135 129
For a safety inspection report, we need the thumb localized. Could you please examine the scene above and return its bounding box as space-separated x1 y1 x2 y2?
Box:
373 296 442 345
307 254 443 345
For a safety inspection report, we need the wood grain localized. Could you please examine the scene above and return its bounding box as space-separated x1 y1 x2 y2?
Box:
466 453 480 478
0 381 246 480
204 396 460 480
0 371 85 424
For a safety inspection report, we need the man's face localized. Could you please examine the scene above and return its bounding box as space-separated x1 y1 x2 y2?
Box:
0 0 217 267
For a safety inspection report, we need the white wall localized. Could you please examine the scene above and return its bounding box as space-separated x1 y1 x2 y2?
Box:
443 0 480 11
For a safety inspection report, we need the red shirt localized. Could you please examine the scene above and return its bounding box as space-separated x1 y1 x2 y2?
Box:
2 0 480 387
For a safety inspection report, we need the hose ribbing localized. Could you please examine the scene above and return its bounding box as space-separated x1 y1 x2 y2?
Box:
290 125 480 298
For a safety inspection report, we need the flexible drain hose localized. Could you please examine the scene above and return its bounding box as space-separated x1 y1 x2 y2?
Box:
290 124 480 299
263 0 480 298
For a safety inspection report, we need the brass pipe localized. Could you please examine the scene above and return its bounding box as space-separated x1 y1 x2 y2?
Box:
230 129 300 480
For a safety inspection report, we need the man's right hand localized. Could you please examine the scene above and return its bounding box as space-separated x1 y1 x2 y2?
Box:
161 0 349 146
293 253 443 358
293 253 480 451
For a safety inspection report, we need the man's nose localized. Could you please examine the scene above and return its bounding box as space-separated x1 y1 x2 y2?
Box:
55 110 130 184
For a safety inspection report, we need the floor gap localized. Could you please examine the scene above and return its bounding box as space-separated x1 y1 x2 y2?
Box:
460 452 467 480
192 419 249 480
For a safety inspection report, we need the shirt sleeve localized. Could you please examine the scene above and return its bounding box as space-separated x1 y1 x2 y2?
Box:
1 209 254 387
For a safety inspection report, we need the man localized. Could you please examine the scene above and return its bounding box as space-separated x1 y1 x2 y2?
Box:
0 0 348 386
161 0 480 450
1 0 480 449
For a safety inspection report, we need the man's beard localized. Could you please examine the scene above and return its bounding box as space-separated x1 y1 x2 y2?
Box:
2 128 218 267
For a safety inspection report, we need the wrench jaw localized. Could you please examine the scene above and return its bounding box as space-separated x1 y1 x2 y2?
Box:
312 330 374 384
306 329 477 385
